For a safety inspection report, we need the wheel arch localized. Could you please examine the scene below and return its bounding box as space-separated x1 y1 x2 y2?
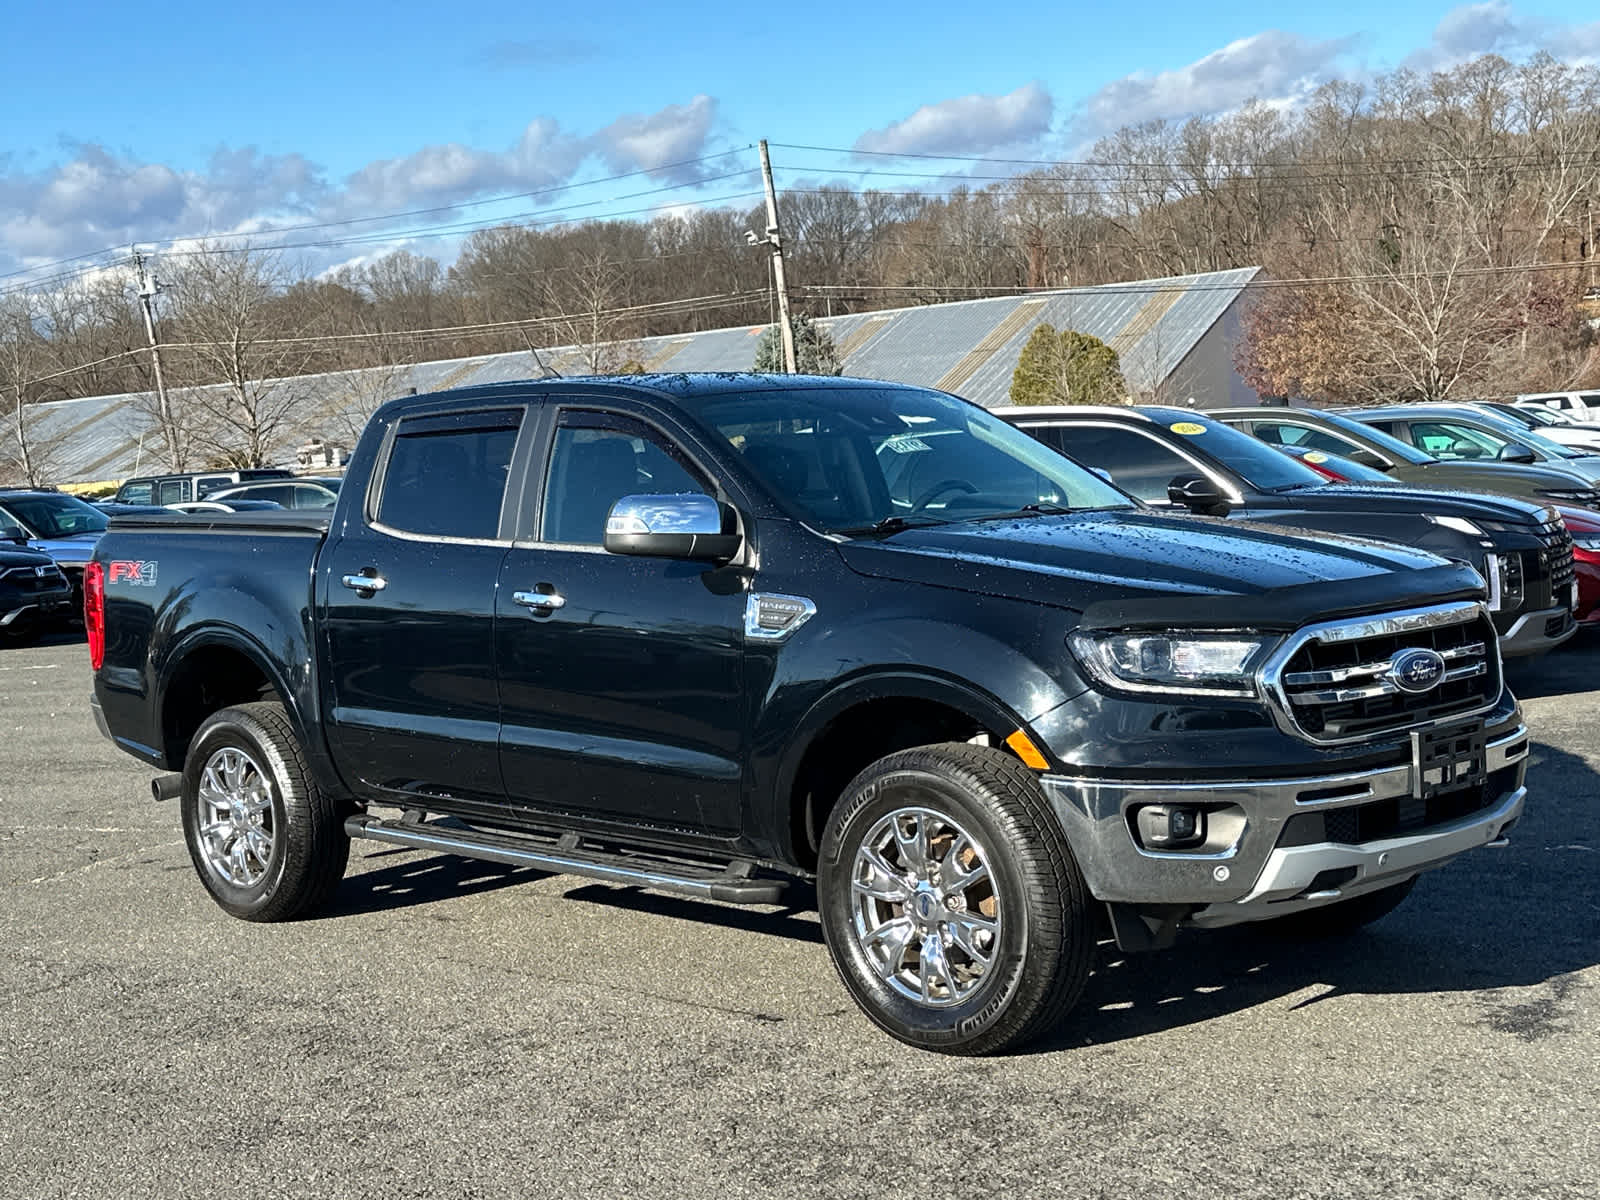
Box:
771 671 1038 872
156 629 314 775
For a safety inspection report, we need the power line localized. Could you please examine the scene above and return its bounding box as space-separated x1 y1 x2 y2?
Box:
770 140 1600 172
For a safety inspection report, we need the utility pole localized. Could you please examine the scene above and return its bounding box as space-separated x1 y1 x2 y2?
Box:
749 140 798 373
132 247 177 468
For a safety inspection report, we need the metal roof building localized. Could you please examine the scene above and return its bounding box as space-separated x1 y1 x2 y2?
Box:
19 266 1262 484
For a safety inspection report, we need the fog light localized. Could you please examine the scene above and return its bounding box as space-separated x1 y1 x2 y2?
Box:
1135 804 1207 849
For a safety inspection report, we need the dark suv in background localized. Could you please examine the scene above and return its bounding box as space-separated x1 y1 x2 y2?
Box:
998 406 1578 656
0 535 72 643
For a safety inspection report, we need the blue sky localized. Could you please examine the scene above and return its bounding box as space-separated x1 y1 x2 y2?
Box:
2 0 1598 279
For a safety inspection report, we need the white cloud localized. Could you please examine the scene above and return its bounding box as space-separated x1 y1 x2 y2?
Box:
854 83 1054 157
0 97 726 276
1074 31 1359 138
591 95 720 181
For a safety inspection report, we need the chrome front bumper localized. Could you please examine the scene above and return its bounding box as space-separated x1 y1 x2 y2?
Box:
1041 725 1529 917
1498 604 1578 657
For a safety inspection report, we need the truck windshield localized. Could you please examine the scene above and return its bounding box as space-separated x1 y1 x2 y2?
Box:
2 494 109 537
688 386 1135 533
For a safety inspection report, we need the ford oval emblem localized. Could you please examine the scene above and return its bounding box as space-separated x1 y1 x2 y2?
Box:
1390 647 1447 694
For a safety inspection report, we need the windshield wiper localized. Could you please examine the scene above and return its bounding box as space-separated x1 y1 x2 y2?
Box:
839 514 953 538
968 502 1075 521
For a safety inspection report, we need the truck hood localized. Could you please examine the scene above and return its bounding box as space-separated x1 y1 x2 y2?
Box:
1418 458 1598 491
1265 483 1549 525
839 510 1484 631
0 544 58 570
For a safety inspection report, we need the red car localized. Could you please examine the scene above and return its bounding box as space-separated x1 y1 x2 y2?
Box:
1557 506 1600 625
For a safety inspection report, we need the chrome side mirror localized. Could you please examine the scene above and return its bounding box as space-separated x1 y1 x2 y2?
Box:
603 494 742 562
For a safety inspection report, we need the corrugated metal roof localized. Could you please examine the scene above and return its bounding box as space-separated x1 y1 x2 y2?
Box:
17 266 1259 483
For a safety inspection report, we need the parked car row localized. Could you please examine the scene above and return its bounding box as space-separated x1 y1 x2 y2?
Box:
0 475 342 645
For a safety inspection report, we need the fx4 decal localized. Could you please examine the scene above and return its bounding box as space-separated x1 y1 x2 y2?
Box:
108 560 159 586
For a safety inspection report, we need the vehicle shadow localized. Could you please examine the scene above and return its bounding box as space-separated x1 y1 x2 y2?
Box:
319 847 547 918
1034 739 1600 1053
1503 632 1598 699
558 881 824 945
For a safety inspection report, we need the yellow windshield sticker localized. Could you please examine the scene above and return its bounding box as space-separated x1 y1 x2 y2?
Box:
1169 422 1206 435
1303 451 1329 463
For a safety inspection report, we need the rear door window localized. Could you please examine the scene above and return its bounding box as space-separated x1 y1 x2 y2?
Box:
156 479 188 505
376 409 524 540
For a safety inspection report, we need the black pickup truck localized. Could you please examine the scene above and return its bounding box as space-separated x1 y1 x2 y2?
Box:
89 375 1529 1054
997 405 1578 657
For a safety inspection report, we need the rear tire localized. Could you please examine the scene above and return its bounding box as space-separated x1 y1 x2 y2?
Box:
817 742 1093 1055
1264 878 1417 939
180 702 348 921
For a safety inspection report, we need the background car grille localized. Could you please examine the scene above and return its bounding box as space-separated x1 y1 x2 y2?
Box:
1532 515 1576 596
0 566 67 594
1276 609 1500 742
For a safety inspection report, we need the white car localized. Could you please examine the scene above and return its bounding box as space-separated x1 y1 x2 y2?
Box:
1516 391 1600 422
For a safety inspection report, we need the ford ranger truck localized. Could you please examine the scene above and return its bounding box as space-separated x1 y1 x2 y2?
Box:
88 375 1529 1055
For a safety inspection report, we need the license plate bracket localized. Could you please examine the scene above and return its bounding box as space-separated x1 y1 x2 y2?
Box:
1411 721 1488 800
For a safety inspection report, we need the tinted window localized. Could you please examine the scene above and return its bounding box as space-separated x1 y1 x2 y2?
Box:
1041 424 1198 503
1136 413 1319 492
1409 420 1505 460
686 386 1131 532
1255 420 1385 462
293 485 336 510
541 415 708 545
0 493 109 537
377 409 522 539
157 479 188 505
119 482 154 504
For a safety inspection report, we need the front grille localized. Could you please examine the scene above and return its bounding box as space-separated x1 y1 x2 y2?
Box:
0 566 67 594
1273 607 1500 743
1531 515 1576 598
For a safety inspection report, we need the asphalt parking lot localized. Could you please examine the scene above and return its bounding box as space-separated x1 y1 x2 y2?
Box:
1 633 1596 1200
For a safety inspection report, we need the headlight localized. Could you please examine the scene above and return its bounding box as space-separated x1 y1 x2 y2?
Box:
1068 631 1273 698
1427 515 1485 536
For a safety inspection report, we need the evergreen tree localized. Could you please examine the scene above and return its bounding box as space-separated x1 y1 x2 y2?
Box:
753 313 842 375
1008 323 1127 406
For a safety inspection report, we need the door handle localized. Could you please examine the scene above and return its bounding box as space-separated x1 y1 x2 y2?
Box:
342 572 387 593
513 589 565 611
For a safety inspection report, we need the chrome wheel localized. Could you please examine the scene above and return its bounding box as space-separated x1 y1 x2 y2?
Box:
849 806 1001 1007
195 746 276 888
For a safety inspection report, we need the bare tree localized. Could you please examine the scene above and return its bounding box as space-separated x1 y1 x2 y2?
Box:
0 296 67 486
163 244 317 467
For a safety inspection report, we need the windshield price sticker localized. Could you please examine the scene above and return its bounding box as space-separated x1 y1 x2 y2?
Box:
1169 422 1207 436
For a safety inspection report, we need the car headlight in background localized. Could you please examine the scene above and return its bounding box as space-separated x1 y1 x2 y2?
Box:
1069 631 1273 698
1427 514 1486 537
1573 535 1600 551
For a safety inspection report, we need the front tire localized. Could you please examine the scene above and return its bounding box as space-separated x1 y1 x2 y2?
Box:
180 702 348 921
817 742 1093 1055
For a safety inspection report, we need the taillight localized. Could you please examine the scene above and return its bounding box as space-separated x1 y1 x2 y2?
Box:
84 560 105 670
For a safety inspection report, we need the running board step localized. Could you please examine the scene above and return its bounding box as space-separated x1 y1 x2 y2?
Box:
344 814 789 905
